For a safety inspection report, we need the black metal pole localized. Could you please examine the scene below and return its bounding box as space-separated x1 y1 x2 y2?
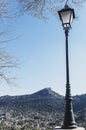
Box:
62 28 77 129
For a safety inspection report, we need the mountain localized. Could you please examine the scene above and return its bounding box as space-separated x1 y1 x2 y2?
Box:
0 88 65 113
0 88 85 114
0 88 85 130
73 94 86 112
27 88 65 113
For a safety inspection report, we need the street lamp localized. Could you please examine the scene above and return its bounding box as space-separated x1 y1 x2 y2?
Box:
58 5 77 129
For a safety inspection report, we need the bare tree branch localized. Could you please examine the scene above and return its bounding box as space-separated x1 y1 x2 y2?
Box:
0 2 9 18
0 1 19 84
17 0 86 18
0 48 18 83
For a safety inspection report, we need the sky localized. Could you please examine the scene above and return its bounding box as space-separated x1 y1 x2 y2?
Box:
0 3 86 96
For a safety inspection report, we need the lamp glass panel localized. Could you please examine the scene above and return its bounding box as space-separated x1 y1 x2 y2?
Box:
60 10 71 24
70 12 73 24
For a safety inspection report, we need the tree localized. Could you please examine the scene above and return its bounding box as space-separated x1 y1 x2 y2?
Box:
18 0 85 18
0 48 17 83
0 1 18 83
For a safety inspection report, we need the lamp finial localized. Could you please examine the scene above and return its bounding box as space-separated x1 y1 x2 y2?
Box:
65 0 68 7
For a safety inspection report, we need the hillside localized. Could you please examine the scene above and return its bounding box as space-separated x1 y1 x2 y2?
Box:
0 88 86 113
0 88 85 113
0 88 85 129
0 88 65 113
73 94 86 112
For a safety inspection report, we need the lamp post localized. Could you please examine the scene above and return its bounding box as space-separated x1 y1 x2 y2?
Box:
58 5 77 129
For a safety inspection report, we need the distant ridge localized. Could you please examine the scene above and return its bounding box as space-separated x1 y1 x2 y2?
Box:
27 88 65 112
30 88 63 98
0 88 64 113
73 94 86 112
0 88 85 114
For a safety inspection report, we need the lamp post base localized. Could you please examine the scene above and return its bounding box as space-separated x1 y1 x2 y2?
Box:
53 126 85 130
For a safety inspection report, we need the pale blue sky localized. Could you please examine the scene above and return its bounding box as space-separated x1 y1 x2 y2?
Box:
0 4 86 96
